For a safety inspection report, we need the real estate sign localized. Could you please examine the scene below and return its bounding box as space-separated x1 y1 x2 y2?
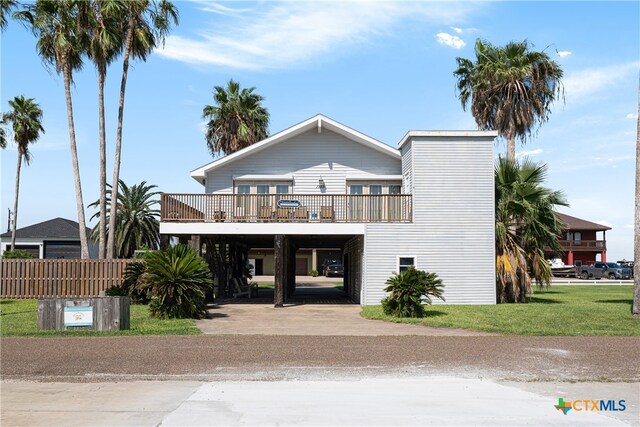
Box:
64 305 93 327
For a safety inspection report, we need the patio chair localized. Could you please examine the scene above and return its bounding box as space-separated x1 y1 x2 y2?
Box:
232 278 254 299
293 207 309 222
276 208 290 221
320 206 334 221
258 206 273 221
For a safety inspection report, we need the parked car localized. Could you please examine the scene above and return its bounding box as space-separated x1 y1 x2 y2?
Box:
319 259 339 276
325 262 344 277
617 260 634 278
577 262 632 280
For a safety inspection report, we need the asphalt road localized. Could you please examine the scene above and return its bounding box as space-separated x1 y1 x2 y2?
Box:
2 335 638 382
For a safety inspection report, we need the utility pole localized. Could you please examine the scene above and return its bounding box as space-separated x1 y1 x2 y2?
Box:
7 208 13 233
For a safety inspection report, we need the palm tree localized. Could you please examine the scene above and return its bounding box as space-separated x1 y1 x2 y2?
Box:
495 157 568 303
0 0 17 31
90 180 160 258
633 77 639 317
15 0 91 258
85 0 125 258
454 39 564 161
203 79 270 156
107 0 178 259
2 95 45 252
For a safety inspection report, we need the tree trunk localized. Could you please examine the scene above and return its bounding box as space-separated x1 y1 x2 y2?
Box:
63 62 90 259
107 17 134 259
10 152 22 252
633 76 640 317
506 134 516 162
98 68 107 259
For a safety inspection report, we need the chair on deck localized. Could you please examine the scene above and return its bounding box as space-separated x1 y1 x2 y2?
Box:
293 207 309 222
258 206 273 221
320 206 334 221
276 208 290 221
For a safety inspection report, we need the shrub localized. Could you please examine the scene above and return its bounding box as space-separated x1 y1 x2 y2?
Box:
309 269 318 277
105 285 128 297
137 245 213 319
381 267 445 318
2 250 35 259
122 261 149 304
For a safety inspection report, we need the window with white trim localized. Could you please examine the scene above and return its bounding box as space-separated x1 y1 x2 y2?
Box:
276 184 290 194
398 256 416 273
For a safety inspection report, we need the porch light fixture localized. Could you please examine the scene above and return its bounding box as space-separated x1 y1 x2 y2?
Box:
318 178 326 190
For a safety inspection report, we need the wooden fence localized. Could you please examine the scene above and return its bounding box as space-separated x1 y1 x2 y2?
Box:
0 259 140 298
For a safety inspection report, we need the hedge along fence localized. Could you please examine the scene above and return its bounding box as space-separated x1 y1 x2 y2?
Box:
0 259 140 298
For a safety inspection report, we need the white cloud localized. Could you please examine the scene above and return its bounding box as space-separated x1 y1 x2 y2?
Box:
626 113 638 119
450 26 463 34
159 2 480 70
516 148 543 158
563 61 640 102
435 32 466 49
557 50 572 58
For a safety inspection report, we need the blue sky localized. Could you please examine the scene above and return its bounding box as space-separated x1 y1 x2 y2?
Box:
1 1 638 261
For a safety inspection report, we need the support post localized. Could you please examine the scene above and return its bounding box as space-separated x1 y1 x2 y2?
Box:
160 235 169 250
287 242 296 298
601 251 606 262
567 250 574 266
274 235 285 308
188 235 202 255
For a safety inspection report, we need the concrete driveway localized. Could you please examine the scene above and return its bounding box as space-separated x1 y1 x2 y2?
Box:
200 276 490 336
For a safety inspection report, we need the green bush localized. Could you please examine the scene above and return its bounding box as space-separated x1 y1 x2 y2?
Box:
105 285 128 297
137 245 213 319
381 267 445 318
2 250 35 259
122 261 149 304
309 269 318 277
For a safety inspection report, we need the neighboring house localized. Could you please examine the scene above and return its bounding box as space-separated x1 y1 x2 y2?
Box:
551 213 611 266
0 217 97 259
160 114 497 306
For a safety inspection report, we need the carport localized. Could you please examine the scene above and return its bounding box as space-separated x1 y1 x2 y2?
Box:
170 233 363 307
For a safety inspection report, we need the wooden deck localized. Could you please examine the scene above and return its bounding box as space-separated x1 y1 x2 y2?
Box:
161 193 412 223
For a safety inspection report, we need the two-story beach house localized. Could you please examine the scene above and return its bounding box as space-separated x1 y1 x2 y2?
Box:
160 115 497 306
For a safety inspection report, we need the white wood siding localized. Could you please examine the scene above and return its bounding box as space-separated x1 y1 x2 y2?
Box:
363 136 495 305
205 129 401 194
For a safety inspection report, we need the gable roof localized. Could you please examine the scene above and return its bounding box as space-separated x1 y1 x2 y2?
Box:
0 217 91 239
557 213 611 231
190 114 401 185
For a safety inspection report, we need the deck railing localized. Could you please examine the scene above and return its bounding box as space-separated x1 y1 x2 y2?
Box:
161 193 412 223
558 240 606 251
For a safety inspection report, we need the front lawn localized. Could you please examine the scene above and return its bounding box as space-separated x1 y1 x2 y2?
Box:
0 299 201 337
361 285 640 336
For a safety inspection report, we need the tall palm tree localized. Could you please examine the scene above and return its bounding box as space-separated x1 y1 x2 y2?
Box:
633 76 639 317
90 180 160 258
454 39 564 161
85 0 125 258
2 95 45 252
107 0 178 259
15 0 91 258
0 0 17 31
495 157 568 303
203 79 270 156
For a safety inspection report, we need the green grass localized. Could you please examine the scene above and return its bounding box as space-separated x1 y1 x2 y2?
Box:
0 299 201 337
361 286 640 336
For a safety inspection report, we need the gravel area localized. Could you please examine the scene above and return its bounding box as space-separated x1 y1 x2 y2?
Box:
1 335 638 382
